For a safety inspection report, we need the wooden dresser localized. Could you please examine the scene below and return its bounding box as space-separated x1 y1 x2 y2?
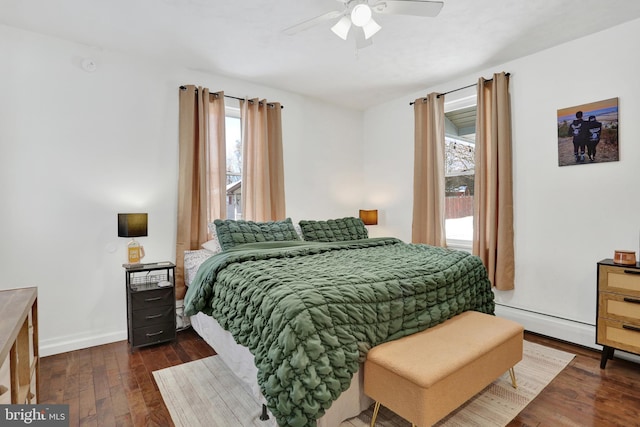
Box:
0 287 38 404
597 259 640 368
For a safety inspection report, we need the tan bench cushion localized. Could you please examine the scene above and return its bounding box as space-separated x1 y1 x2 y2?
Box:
364 311 523 426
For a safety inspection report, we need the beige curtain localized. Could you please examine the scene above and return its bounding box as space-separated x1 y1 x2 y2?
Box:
240 98 286 221
175 86 226 298
412 93 446 246
473 72 515 290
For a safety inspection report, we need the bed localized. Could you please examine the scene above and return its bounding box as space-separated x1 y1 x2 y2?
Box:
183 217 495 427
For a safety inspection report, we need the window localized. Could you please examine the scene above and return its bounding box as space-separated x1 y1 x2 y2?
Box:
225 99 242 219
444 104 476 246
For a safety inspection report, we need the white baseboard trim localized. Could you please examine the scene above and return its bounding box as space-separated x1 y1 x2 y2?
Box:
40 302 188 356
39 305 640 367
40 330 127 357
495 304 640 365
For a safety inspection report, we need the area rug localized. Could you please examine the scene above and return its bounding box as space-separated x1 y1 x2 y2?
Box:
153 340 574 427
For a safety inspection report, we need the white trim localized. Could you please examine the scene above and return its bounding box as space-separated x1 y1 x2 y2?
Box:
225 98 241 117
39 330 127 357
495 304 640 364
39 304 640 367
444 93 477 112
446 239 472 252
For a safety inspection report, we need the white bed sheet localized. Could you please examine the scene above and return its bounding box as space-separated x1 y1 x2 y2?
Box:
186 250 372 427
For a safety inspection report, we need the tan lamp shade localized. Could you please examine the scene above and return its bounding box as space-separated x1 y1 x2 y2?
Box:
359 209 378 225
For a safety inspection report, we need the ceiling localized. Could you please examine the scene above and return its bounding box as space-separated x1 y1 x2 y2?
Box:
3 0 640 110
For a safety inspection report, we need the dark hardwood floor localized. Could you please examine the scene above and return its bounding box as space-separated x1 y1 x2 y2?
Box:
39 329 640 427
39 327 215 427
507 333 640 427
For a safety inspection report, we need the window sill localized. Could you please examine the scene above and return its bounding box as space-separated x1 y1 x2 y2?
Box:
446 239 472 253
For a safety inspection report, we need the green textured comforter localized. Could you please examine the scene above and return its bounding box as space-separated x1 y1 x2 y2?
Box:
184 237 494 427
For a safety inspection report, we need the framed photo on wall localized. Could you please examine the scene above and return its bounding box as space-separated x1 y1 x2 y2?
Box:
557 97 619 166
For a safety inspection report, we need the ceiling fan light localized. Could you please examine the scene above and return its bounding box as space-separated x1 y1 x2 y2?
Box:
331 16 352 40
362 17 381 39
351 4 372 27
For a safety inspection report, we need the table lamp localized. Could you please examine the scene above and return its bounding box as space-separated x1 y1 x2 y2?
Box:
359 209 378 225
118 213 147 264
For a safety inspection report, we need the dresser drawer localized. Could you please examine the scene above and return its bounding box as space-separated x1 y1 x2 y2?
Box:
132 323 176 347
131 305 175 328
597 317 640 355
130 288 174 310
598 292 640 324
599 265 640 295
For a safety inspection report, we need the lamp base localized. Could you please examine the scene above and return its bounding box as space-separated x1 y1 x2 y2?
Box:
127 238 145 264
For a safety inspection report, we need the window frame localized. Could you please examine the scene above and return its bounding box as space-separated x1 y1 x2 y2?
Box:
225 100 242 220
443 92 477 251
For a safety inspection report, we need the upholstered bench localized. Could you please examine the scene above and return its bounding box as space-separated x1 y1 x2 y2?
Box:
364 311 524 427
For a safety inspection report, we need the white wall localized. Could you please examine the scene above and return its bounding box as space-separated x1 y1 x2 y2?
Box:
0 24 364 356
4 16 640 356
364 18 640 349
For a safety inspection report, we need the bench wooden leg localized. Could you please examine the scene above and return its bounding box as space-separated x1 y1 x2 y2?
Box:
370 401 381 427
509 367 517 389
371 401 417 427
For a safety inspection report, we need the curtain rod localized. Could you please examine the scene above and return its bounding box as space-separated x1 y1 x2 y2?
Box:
409 72 510 106
179 85 284 109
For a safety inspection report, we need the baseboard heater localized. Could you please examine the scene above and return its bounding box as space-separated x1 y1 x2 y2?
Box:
495 303 640 364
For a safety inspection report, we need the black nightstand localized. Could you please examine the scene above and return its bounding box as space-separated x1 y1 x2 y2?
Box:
124 262 176 352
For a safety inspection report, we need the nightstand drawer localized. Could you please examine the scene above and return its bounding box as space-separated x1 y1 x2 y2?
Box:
598 292 640 323
597 317 640 355
599 265 640 295
132 305 175 328
130 287 174 310
132 323 176 347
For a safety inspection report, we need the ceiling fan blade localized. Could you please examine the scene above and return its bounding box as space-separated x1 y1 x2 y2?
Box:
355 29 373 49
372 0 444 17
283 10 343 35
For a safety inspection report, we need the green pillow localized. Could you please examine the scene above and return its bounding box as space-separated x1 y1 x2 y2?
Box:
214 218 300 250
298 217 368 242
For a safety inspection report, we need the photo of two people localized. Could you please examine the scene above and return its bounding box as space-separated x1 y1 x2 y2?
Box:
557 97 619 166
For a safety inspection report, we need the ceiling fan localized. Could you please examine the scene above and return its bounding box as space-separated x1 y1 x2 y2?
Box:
283 0 444 48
